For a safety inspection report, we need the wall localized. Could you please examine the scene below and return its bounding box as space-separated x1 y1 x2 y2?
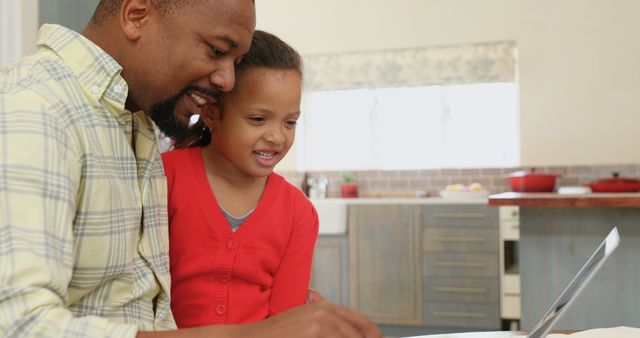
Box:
281 164 640 198
0 0 38 67
39 0 99 33
257 0 640 168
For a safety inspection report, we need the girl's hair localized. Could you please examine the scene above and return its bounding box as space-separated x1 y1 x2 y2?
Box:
174 30 303 148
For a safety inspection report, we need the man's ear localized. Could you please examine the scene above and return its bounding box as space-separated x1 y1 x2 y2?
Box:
119 0 153 41
200 104 223 133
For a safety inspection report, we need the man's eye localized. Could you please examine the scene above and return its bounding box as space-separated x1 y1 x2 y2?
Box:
286 120 298 127
209 45 226 57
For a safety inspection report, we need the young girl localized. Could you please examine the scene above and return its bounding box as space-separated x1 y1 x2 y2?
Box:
161 30 318 328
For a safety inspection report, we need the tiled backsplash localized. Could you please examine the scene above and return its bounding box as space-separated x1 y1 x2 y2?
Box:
278 164 640 198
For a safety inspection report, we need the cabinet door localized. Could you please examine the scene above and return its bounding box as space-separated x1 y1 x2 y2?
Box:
310 235 349 306
349 205 422 325
422 205 501 329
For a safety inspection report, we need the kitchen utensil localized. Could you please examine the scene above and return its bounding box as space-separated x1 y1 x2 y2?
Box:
586 172 640 193
557 186 592 195
508 168 558 192
308 176 329 199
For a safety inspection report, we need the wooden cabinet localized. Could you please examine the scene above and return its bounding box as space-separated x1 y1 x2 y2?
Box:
310 235 349 306
344 202 501 328
422 205 501 329
348 205 423 325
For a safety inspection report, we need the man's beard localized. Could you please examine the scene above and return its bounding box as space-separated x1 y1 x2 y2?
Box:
149 85 219 139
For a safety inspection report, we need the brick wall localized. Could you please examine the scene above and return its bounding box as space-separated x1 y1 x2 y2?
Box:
278 164 640 198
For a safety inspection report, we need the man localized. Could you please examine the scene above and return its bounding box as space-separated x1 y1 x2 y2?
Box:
0 0 381 337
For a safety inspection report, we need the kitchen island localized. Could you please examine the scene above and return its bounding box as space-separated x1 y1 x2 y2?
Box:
488 193 640 331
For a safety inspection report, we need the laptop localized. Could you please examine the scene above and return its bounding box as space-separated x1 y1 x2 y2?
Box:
406 227 620 338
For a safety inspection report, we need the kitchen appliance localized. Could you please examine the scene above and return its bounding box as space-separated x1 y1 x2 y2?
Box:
587 172 640 193
507 168 558 192
308 176 329 199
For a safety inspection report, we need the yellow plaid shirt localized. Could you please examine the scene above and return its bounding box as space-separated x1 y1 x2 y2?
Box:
0 25 176 336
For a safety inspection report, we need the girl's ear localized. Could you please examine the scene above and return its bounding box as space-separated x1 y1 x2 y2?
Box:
200 104 222 133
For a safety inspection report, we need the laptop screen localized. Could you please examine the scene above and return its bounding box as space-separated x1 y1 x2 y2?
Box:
526 227 620 338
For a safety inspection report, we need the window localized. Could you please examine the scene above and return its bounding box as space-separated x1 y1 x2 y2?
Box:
299 82 518 171
297 41 518 171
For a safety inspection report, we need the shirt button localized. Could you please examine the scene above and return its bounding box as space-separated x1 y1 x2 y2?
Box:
90 86 99 94
227 240 238 250
113 85 123 93
215 304 227 315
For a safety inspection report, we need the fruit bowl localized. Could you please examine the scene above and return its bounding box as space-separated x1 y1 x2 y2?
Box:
439 190 490 199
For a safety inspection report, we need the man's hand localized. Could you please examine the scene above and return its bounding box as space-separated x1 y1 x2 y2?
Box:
306 288 325 304
242 300 382 338
138 301 382 338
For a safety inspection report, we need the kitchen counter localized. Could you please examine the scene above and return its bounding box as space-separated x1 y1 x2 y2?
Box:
312 197 488 205
488 192 640 207
490 193 640 330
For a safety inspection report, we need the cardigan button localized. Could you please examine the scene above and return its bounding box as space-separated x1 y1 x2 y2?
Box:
227 240 238 250
218 272 231 283
215 304 227 315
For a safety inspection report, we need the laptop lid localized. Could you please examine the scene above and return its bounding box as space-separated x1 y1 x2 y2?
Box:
526 227 620 338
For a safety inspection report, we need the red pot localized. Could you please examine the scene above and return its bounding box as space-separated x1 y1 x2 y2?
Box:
340 183 359 198
587 173 640 193
508 168 558 192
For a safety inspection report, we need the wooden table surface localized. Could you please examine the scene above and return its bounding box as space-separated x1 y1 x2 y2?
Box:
488 192 640 207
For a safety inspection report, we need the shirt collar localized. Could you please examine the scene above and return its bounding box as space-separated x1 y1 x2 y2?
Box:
36 24 129 118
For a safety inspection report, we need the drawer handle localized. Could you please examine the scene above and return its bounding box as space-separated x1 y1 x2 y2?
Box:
434 262 487 268
504 292 520 297
433 311 487 319
434 213 486 219
434 236 486 243
434 286 487 294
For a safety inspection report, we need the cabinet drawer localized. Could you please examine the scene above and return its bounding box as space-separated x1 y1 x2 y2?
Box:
423 205 497 228
423 228 498 253
502 274 520 295
501 220 520 241
424 302 500 329
424 276 499 304
424 253 498 278
501 295 521 319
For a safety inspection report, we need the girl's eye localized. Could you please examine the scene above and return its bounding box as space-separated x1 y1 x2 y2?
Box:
248 116 266 124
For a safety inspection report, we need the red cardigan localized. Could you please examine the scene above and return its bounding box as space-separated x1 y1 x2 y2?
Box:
162 147 319 328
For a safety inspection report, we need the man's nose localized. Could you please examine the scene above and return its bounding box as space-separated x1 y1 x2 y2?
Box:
209 61 236 93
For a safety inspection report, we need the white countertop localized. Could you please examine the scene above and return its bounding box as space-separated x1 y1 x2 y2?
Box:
406 327 640 338
311 197 489 205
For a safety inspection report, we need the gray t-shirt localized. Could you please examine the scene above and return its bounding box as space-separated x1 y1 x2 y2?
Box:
218 204 255 232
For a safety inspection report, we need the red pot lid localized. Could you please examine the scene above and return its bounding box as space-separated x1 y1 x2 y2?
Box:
508 168 557 178
589 172 640 185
